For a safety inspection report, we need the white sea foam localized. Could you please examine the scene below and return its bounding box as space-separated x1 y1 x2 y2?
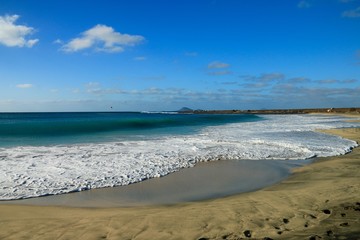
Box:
0 115 359 200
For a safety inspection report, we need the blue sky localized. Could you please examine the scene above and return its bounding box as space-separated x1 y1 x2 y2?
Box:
0 0 359 112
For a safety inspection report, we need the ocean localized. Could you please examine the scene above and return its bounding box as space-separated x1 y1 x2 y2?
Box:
0 112 261 147
0 112 359 200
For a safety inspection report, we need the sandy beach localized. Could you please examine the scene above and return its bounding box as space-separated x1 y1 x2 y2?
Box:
0 127 359 239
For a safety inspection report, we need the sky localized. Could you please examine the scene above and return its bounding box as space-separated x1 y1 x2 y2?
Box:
0 0 359 112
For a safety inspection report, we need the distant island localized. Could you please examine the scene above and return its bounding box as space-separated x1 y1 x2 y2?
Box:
177 107 193 112
178 107 360 115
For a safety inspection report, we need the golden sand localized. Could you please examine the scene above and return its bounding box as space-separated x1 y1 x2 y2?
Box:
0 128 359 240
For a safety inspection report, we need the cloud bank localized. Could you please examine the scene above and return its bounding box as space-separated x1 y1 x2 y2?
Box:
0 15 39 48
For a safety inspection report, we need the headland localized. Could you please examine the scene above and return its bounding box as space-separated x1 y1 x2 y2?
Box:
181 107 360 115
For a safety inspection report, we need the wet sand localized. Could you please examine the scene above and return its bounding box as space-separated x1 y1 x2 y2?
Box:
0 128 359 239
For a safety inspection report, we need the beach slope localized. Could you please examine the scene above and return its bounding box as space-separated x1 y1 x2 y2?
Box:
0 128 359 239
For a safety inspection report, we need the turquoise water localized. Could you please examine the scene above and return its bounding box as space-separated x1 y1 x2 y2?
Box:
0 112 261 147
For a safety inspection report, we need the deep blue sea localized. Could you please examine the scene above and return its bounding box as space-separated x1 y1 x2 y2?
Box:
0 112 260 147
0 112 359 200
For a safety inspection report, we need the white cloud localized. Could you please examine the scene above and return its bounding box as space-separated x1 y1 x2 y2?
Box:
318 79 338 84
185 51 198 57
288 77 311 84
0 15 39 48
85 82 127 95
72 89 80 94
297 0 311 8
62 24 145 53
221 81 238 85
134 56 147 61
343 79 358 83
16 83 33 88
342 7 360 17
241 73 285 82
208 61 230 69
53 39 63 44
207 61 232 76
259 73 285 81
86 82 101 88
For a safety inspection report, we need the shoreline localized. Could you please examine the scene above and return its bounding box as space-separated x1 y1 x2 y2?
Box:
1 159 304 207
181 107 360 115
0 128 359 239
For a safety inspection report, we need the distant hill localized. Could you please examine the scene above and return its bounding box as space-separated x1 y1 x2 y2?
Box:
177 107 193 112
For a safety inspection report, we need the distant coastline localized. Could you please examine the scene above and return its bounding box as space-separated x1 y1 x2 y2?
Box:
180 107 360 115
